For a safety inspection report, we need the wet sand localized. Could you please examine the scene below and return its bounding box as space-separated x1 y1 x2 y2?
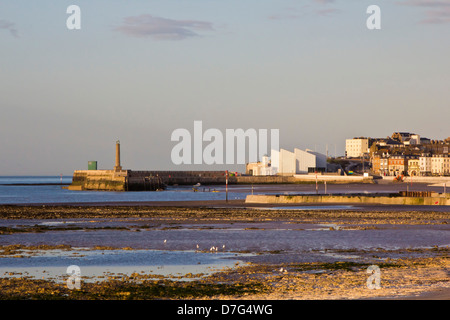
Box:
0 202 448 300
3 198 450 213
1 200 449 219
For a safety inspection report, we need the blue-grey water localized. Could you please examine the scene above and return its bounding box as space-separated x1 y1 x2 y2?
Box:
0 176 247 204
0 247 245 282
1 175 445 205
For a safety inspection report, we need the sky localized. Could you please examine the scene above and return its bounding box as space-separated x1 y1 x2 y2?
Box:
0 0 449 175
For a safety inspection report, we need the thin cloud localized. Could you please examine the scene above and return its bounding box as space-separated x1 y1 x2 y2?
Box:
114 14 214 40
314 0 336 4
267 6 308 20
0 19 18 38
268 13 303 20
316 8 341 17
397 0 450 24
420 7 450 24
313 0 340 17
397 0 450 7
269 2 340 21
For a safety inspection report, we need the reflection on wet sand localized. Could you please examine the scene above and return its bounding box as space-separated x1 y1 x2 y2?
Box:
0 204 448 299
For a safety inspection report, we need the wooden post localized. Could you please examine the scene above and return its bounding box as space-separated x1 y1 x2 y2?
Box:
315 171 318 194
225 170 228 202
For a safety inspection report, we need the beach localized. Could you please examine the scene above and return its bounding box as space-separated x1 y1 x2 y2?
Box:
0 201 448 300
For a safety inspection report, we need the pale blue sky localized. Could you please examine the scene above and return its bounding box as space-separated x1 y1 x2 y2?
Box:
1 0 449 175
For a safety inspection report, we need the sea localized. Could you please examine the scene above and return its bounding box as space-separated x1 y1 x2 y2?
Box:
0 175 247 205
0 176 448 283
1 175 446 205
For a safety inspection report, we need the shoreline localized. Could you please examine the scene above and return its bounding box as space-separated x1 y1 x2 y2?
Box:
0 245 448 300
1 202 449 220
2 198 450 211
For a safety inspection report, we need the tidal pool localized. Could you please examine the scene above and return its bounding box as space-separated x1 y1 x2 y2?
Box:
0 248 249 282
1 217 448 282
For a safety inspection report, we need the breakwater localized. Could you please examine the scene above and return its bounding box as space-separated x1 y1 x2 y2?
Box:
68 170 233 191
68 170 376 191
68 170 163 191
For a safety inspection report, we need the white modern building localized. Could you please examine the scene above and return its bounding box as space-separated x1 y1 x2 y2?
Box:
277 148 327 176
346 138 369 158
295 148 327 174
278 149 296 176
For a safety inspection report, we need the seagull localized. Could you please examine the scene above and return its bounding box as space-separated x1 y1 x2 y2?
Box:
164 239 167 244
222 245 226 249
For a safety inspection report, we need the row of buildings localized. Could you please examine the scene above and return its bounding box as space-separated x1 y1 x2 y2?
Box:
346 132 450 177
372 153 450 176
246 132 449 177
346 132 449 158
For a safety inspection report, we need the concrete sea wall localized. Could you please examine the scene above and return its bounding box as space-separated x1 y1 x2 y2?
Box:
380 176 450 185
293 174 373 183
245 194 450 206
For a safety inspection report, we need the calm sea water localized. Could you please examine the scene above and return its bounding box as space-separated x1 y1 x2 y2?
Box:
0 176 247 204
1 175 440 205
0 247 246 282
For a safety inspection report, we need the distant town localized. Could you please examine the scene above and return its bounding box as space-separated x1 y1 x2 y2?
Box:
246 132 450 178
70 133 450 192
